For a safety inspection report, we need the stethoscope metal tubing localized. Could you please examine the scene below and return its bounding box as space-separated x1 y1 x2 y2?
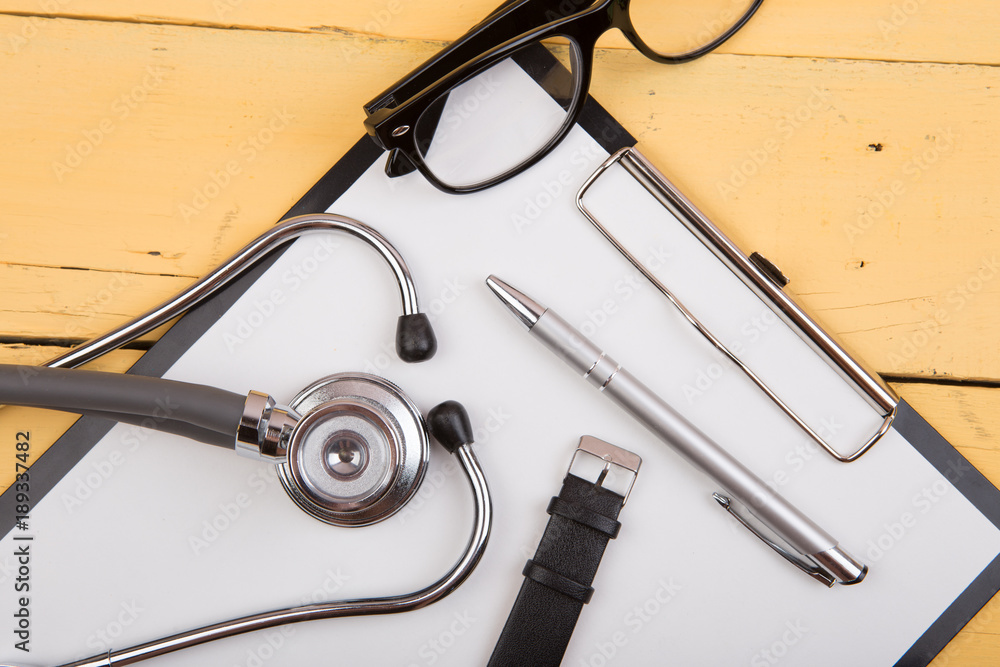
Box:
58 445 491 667
41 214 422 371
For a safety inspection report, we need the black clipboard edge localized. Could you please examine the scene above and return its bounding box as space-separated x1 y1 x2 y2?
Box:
893 399 1000 666
0 135 383 536
4 75 993 667
0 37 636 534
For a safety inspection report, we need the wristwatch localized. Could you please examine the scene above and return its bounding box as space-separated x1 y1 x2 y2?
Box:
488 436 641 667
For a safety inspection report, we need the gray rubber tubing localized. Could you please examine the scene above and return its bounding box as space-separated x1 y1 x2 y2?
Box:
0 364 244 448
76 409 237 448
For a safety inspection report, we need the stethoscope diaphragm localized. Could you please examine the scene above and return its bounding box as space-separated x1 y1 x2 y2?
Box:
277 373 428 527
0 213 492 666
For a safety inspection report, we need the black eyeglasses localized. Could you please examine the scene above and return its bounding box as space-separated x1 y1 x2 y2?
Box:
362 0 764 194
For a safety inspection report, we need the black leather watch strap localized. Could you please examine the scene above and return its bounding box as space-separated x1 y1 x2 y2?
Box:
488 437 640 667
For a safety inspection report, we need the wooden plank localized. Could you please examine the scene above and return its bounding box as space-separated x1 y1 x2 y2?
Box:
931 591 1000 667
1 16 997 379
0 6 995 665
603 48 1000 382
1 0 998 65
0 343 143 367
0 15 422 276
0 263 190 341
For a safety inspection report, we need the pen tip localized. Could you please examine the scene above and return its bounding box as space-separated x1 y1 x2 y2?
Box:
485 275 546 329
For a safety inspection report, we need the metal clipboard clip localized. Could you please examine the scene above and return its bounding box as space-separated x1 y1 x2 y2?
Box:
576 147 898 463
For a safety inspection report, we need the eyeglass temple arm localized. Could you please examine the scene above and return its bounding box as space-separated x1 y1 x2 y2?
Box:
363 0 546 116
365 0 767 116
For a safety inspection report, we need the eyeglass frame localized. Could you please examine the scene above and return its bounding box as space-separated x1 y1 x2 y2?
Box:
362 0 765 194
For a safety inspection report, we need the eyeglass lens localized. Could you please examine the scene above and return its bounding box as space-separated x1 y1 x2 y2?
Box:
629 0 758 56
409 0 758 190
413 41 581 190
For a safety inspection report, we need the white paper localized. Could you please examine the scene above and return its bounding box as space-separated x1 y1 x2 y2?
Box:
2 63 998 667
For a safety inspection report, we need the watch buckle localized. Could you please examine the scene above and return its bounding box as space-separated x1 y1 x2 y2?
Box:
568 436 642 506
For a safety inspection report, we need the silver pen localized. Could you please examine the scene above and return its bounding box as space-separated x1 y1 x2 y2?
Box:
486 275 867 587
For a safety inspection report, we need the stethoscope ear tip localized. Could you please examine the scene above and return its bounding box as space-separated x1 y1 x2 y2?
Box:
396 313 438 362
427 400 474 454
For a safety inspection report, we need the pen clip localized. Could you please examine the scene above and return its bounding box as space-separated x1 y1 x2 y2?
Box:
713 493 835 587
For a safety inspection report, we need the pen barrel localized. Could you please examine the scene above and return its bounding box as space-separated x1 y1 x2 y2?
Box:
533 310 838 557
600 367 837 555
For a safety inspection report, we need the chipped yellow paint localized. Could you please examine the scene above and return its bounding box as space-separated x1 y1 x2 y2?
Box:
0 15 996 378
2 0 998 64
0 3 997 662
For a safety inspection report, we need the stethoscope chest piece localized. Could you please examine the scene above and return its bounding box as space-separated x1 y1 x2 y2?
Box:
0 214 497 666
277 373 428 527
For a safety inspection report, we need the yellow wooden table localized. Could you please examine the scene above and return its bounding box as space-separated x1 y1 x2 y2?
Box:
1 1 997 663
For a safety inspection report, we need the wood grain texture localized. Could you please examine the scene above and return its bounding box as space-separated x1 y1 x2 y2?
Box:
0 344 142 367
1 0 998 64
0 263 187 342
0 3 997 663
894 383 1000 493
0 14 997 378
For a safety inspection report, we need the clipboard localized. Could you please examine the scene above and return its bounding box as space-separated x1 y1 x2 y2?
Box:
1 47 999 667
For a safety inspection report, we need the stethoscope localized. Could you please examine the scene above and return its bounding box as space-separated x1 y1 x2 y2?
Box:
0 214 492 667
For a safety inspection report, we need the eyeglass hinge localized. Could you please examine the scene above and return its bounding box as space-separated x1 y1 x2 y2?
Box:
363 94 398 115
